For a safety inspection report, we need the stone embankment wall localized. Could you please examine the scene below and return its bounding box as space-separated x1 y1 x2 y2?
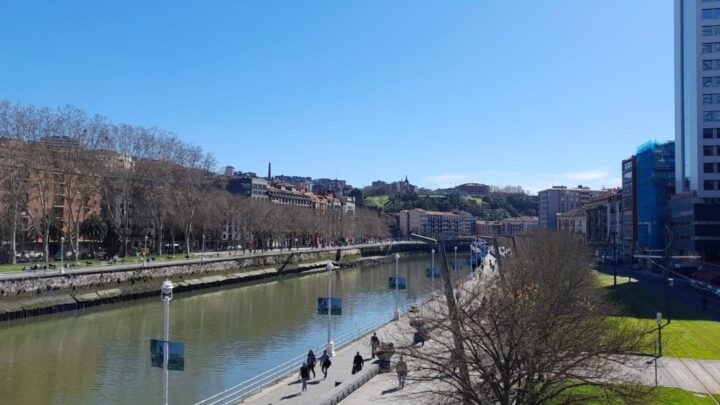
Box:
0 244 424 322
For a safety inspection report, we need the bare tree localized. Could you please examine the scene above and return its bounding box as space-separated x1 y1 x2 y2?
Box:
398 230 649 405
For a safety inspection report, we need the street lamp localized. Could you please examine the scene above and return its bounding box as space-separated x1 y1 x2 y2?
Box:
160 280 174 405
454 246 458 275
431 248 436 297
666 277 674 325
202 234 206 263
325 262 336 357
60 236 65 274
144 235 148 267
394 253 401 320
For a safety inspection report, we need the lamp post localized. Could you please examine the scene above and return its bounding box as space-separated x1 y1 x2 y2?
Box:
431 248 436 297
202 234 206 263
325 262 336 357
144 235 148 267
666 277 674 325
160 280 174 405
60 236 65 274
656 312 663 357
394 253 401 320
454 246 458 275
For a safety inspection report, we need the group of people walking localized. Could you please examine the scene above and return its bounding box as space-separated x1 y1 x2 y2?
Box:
297 331 409 395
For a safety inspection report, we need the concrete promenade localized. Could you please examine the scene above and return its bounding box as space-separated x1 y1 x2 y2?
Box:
242 309 418 405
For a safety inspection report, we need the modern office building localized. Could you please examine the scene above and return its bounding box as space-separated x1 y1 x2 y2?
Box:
635 141 676 251
673 0 720 260
538 186 602 229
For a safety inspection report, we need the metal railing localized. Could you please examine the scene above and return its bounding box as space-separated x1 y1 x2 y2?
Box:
194 293 433 405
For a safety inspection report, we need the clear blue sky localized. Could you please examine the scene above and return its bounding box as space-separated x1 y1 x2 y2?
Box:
0 1 673 193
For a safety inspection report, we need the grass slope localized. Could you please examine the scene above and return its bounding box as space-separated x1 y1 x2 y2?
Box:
596 271 720 360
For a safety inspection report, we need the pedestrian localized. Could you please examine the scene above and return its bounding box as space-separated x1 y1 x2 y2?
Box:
299 362 310 394
321 352 332 379
352 351 364 374
306 350 317 378
396 356 408 388
370 332 380 359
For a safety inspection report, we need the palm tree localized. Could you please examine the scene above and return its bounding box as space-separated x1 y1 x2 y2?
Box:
80 214 108 258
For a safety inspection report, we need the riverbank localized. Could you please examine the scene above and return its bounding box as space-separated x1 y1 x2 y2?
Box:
0 243 429 322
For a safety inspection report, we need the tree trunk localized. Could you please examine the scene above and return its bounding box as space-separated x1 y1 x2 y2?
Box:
157 223 163 256
44 227 50 263
10 201 18 264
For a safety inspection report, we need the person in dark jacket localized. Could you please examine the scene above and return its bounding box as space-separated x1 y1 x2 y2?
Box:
352 351 364 374
299 362 310 394
306 350 317 378
318 350 332 378
370 332 380 358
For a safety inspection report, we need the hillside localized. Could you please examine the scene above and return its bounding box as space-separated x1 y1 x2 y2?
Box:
363 191 538 220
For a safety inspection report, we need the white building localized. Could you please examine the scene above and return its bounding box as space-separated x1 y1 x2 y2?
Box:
398 209 474 239
538 186 602 229
672 0 720 260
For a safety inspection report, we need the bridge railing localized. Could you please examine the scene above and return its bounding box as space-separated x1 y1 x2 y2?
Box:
193 293 433 405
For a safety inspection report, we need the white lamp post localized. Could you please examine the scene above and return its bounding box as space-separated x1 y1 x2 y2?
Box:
60 236 65 274
431 248 436 297
144 235 148 267
454 246 458 275
325 262 336 357
160 280 174 405
394 253 401 320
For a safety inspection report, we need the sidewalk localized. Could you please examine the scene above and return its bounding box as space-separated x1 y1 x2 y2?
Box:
242 315 408 405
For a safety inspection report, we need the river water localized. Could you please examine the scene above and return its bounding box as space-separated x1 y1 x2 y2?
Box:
0 254 466 404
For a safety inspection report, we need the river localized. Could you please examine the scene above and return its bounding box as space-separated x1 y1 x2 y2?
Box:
0 254 467 404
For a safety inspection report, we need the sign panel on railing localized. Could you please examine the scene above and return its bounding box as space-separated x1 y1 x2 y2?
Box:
388 277 406 289
317 297 342 315
150 339 185 371
426 267 440 278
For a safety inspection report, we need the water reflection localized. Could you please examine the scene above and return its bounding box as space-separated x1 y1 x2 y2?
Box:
0 254 467 404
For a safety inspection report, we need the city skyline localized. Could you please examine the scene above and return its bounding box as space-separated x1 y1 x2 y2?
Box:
1 1 673 192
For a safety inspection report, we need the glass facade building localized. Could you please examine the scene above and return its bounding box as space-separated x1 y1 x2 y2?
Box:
635 141 676 250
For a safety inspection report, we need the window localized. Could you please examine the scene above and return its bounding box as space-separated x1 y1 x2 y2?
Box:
704 145 715 156
702 25 720 36
705 128 715 138
703 111 720 121
704 180 716 191
702 42 720 53
703 8 720 19
705 163 715 173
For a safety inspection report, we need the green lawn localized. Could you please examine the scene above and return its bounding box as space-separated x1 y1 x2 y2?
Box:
0 254 198 273
599 272 720 360
595 270 632 287
364 195 390 208
551 384 720 404
462 196 484 205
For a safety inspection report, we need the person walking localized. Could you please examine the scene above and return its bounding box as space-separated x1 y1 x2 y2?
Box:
396 356 408 388
370 332 380 359
299 362 310 394
306 350 317 378
321 353 332 379
352 351 364 374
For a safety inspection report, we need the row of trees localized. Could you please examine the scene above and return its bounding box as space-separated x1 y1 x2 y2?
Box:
0 100 389 264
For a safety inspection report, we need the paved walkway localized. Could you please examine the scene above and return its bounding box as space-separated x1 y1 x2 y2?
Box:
242 313 414 404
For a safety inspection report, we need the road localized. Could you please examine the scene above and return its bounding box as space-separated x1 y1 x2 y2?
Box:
0 241 422 281
599 264 720 321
